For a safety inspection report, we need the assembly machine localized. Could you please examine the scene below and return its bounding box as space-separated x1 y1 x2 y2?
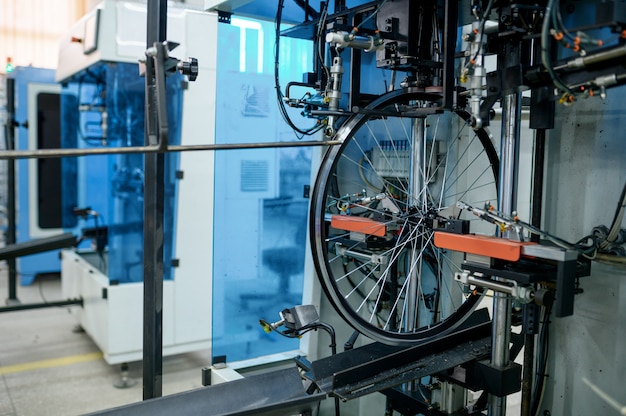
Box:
6 66 78 285
187 0 626 415
56 0 217 364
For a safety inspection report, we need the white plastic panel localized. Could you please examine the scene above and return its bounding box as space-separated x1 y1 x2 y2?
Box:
57 1 207 82
172 10 217 346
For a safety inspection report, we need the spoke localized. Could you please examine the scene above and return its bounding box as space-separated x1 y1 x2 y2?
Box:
367 218 418 321
337 151 409 203
443 150 490 197
325 232 359 245
437 249 464 311
446 180 495 201
423 116 440 187
383 231 434 330
366 117 412 197
345 264 381 298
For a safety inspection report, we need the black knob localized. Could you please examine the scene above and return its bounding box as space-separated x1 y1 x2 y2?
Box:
178 57 198 81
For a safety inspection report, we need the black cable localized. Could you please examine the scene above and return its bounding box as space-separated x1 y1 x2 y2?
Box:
541 0 574 95
606 181 626 243
516 218 598 255
305 321 337 355
258 318 340 415
554 3 575 41
303 321 339 416
316 1 330 90
275 0 324 137
469 0 495 64
531 302 552 416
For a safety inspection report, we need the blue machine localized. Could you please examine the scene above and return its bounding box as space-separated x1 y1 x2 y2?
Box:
11 64 182 285
11 66 77 284
59 62 182 284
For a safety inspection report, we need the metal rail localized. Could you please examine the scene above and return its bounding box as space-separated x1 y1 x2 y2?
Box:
0 140 342 160
142 0 167 401
0 299 83 313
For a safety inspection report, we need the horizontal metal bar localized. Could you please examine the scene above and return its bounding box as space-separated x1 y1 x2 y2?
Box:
0 298 83 313
466 274 516 296
521 244 578 261
0 140 342 160
88 366 325 416
0 233 77 260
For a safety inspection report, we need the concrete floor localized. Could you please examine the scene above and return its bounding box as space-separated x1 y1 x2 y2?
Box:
0 267 212 416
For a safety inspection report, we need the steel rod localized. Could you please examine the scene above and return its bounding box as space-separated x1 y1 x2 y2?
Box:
0 140 341 160
406 118 426 331
489 91 521 416
0 298 83 313
530 129 546 243
442 0 458 110
143 0 167 401
466 275 515 296
5 77 17 302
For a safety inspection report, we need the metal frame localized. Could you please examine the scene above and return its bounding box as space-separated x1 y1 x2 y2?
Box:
4 77 17 302
142 0 167 400
0 140 341 160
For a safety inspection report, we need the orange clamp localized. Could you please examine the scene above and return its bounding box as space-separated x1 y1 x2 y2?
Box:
331 215 386 237
433 232 537 262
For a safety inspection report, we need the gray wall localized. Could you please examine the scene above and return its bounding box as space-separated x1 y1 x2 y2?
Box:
541 90 626 415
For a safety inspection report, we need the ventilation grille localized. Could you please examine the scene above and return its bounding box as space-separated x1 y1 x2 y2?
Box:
240 160 269 192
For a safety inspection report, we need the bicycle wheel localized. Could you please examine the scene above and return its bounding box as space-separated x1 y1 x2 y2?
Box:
310 89 499 345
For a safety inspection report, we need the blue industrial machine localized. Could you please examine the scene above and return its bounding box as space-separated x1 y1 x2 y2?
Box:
8 63 180 287
59 61 181 284
10 66 77 284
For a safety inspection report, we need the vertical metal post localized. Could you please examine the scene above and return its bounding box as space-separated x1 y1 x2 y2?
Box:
442 0 458 109
521 328 535 416
489 92 521 416
406 118 426 330
5 77 18 303
521 128 545 416
530 129 546 243
143 0 167 401
348 9 362 113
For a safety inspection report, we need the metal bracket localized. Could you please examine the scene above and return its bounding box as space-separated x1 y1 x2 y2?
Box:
455 271 535 304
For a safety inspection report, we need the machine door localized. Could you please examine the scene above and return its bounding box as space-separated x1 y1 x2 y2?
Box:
27 83 77 238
